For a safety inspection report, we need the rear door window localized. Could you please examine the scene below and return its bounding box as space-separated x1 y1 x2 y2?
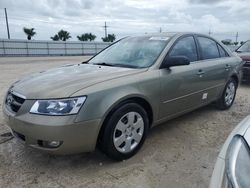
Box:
198 37 220 60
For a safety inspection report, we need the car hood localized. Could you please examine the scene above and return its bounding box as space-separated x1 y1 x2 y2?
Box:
237 52 250 61
11 64 146 99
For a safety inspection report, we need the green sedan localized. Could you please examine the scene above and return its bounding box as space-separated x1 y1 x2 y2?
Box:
2 32 243 160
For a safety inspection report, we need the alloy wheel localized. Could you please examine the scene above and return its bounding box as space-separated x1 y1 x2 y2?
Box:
225 82 236 106
113 112 144 153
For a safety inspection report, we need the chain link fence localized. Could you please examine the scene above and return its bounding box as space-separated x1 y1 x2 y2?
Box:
0 39 111 56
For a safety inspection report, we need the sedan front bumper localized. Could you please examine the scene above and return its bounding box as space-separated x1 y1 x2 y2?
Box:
3 105 101 155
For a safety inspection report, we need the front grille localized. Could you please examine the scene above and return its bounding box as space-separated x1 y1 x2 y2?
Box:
5 91 25 113
244 61 250 68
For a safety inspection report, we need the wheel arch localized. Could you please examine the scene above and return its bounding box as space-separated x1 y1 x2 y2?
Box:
231 74 239 86
97 96 154 144
231 74 239 84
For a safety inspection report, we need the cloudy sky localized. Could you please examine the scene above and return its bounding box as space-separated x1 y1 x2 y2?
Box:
0 0 250 42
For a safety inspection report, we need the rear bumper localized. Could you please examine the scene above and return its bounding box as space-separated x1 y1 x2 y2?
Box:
3 106 101 155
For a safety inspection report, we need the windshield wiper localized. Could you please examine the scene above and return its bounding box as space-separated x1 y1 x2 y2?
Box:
112 63 139 68
93 62 139 68
93 62 114 67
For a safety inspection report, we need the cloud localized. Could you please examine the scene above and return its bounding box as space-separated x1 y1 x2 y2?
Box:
0 0 250 41
189 0 225 4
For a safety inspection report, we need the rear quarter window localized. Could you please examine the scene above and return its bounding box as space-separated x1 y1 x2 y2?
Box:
217 44 229 57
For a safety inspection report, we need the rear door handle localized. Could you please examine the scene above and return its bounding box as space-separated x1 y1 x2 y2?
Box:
225 64 231 71
197 69 205 77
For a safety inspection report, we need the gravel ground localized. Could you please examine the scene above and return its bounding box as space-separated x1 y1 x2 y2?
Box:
0 56 249 188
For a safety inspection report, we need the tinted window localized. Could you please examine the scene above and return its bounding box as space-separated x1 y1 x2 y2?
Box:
198 37 220 60
237 40 250 52
218 44 229 57
169 36 198 62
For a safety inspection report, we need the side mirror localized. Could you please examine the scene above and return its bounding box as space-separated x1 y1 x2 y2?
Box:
160 56 190 69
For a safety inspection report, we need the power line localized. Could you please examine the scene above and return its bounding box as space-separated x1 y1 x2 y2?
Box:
4 8 10 39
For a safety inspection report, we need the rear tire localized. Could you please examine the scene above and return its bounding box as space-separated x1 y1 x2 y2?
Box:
216 78 237 110
100 103 149 161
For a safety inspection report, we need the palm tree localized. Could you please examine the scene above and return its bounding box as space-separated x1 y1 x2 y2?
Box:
50 34 60 41
58 30 71 41
23 27 36 40
221 39 231 45
88 33 96 41
77 33 96 41
77 34 89 41
102 34 116 42
51 30 71 41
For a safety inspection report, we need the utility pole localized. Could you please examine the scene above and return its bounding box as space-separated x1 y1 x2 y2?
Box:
4 8 10 39
103 21 108 38
235 32 239 43
159 27 162 33
208 28 212 36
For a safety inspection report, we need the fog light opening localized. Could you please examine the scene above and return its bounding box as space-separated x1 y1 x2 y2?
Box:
48 141 61 148
37 140 63 148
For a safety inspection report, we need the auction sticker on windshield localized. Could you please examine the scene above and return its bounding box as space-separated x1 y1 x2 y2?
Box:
149 36 169 41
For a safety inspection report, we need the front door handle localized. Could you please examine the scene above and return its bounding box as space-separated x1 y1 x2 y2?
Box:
197 69 205 77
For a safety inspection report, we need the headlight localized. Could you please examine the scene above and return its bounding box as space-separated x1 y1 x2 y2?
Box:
30 96 86 115
226 135 250 188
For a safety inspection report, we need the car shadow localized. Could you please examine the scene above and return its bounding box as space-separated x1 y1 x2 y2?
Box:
241 82 250 88
149 104 215 136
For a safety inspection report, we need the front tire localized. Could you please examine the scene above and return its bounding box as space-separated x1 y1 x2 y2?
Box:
100 103 149 160
216 78 237 110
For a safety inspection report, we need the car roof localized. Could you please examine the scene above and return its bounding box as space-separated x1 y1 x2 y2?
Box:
130 32 212 39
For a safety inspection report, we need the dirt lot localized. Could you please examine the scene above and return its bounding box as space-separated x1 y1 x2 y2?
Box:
0 56 249 188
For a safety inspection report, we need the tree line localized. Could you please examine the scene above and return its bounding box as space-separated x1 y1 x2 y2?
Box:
221 39 244 46
23 27 116 42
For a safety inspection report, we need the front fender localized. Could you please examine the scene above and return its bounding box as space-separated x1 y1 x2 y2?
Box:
72 71 160 124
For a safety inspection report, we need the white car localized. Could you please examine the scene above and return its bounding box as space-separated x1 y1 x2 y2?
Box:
210 115 250 188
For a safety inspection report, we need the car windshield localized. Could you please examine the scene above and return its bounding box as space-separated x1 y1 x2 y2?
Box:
237 41 250 52
88 36 169 68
